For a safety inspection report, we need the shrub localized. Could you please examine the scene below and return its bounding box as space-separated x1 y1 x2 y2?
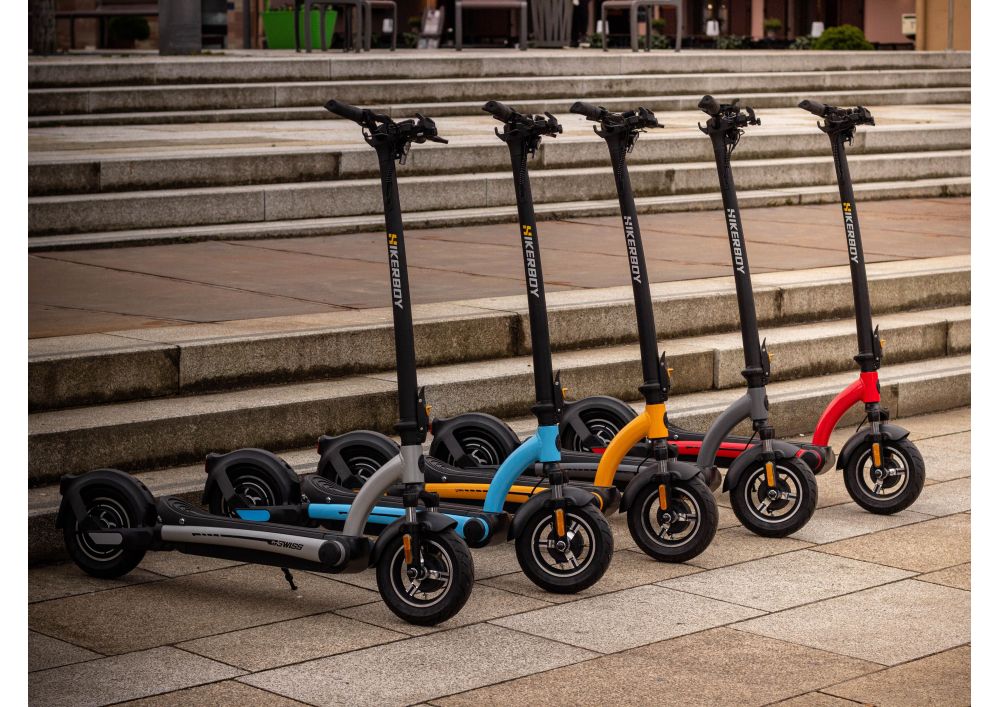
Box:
587 32 603 48
651 17 666 34
790 35 813 50
763 17 782 34
811 24 874 50
650 33 672 49
716 34 750 49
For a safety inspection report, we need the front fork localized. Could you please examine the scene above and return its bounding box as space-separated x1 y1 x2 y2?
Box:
865 402 892 488
401 483 439 581
545 462 570 547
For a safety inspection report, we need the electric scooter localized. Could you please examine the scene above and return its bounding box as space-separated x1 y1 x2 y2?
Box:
798 99 926 513
55 104 477 627
209 100 616 595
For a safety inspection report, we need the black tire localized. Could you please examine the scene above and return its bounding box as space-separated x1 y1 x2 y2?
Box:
206 462 288 517
514 503 614 594
730 456 818 537
560 406 632 453
64 482 148 579
626 477 718 563
843 437 925 514
332 444 394 490
431 426 514 468
376 529 474 626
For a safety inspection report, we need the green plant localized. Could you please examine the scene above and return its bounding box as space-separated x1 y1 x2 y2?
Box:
811 24 874 50
790 35 813 49
763 17 782 33
108 15 150 42
651 17 666 34
407 15 422 30
402 31 419 48
587 32 604 48
716 34 750 49
650 33 672 50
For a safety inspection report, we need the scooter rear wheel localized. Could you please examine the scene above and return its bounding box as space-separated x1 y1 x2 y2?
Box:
730 457 817 537
514 504 614 594
206 463 286 517
560 407 632 453
376 529 474 626
843 438 925 514
627 478 718 562
64 482 148 579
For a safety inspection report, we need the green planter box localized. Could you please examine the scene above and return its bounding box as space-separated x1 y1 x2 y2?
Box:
262 8 338 49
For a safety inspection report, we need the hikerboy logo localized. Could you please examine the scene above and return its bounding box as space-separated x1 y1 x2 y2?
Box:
623 215 642 284
522 224 540 297
842 202 860 263
727 208 746 273
387 233 404 308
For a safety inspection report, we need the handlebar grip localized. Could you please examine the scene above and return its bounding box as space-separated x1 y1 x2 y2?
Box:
698 95 721 116
798 99 828 117
325 99 366 124
482 100 514 120
570 101 604 121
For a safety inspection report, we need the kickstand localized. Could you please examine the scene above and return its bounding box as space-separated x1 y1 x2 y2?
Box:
280 567 298 591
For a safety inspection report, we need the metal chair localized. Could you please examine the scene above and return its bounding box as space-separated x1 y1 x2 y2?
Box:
364 0 398 51
601 0 682 52
455 0 529 51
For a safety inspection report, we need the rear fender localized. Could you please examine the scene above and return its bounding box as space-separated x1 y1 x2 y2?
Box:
57 468 157 531
316 430 399 486
428 412 520 467
560 396 638 451
202 448 300 506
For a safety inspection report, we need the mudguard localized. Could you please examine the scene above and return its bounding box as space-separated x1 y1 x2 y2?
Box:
316 430 399 486
619 460 702 513
560 396 638 451
507 485 598 540
429 412 521 467
369 510 460 567
56 468 157 532
202 448 300 507
836 424 911 470
721 441 806 493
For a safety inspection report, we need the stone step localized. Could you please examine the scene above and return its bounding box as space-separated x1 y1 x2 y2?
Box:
28 175 971 251
28 122 970 197
27 356 971 562
28 68 969 117
28 149 970 237
29 256 971 411
29 86 971 127
27 49 971 88
27 303 970 484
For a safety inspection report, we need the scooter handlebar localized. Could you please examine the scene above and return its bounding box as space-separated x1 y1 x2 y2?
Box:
570 101 605 121
698 95 722 116
483 100 515 121
325 99 366 124
798 99 828 117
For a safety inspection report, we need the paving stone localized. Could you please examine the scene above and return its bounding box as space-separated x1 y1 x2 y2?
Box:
137 554 243 578
733 579 970 665
29 564 379 654
660 549 913 611
790 501 931 544
917 431 972 481
28 646 243 707
240 623 597 706
179 612 406 671
433 627 878 707
917 562 971 591
490 584 763 653
337 584 552 636
908 478 970 516
824 644 971 706
817 513 969 573
903 407 971 440
680 526 814 570
768 693 859 707
120 680 309 706
29 631 100 672
29 561 161 603
481 547 702 604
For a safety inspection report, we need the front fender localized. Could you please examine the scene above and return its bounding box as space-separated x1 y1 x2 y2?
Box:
620 460 701 513
507 485 597 540
836 424 910 470
721 443 801 493
202 448 300 506
369 510 459 567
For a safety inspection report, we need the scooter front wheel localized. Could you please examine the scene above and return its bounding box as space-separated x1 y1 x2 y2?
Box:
627 478 718 562
730 457 817 537
514 504 613 594
843 438 925 514
376 529 474 626
64 482 148 579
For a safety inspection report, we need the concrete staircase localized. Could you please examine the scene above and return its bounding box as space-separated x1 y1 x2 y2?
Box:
28 50 970 250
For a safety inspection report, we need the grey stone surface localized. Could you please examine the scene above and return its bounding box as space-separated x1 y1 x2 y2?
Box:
29 562 161 603
918 431 972 481
734 579 970 665
490 584 763 653
240 623 597 706
136 553 244 578
918 562 971 591
768 694 859 707
682 526 813 570
28 646 243 707
661 549 913 611
29 631 100 672
824 644 971 706
179 612 406 671
119 680 309 706
790 502 931 544
908 478 971 516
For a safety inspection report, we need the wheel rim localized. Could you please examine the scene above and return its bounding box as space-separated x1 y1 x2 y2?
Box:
220 473 278 516
454 432 505 466
567 413 625 452
853 447 909 501
77 495 129 563
388 538 454 608
529 510 597 578
640 485 701 547
341 448 385 489
743 465 804 524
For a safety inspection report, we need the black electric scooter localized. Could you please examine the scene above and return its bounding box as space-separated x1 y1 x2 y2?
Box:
56 104 477 627
797 99 925 513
